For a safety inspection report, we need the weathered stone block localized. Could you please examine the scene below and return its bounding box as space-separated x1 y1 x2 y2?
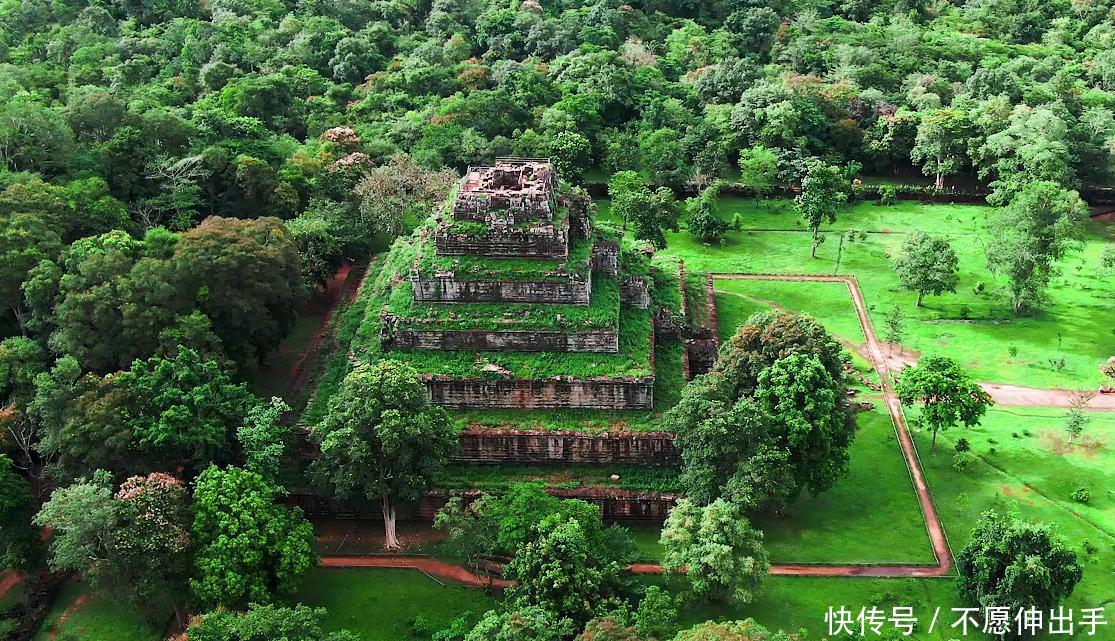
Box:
410 269 591 304
383 326 619 353
422 374 654 410
455 429 677 464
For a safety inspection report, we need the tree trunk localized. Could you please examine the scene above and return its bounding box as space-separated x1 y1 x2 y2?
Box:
916 291 924 307
381 494 400 550
931 429 938 450
810 229 818 258
935 172 944 189
11 304 26 336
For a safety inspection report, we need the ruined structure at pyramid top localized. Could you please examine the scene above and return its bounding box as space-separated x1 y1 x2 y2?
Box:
452 157 558 221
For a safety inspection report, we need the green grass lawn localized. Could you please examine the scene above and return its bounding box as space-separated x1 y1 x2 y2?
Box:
33 580 163 641
601 197 1115 389
917 406 1115 625
625 404 935 566
298 568 497 641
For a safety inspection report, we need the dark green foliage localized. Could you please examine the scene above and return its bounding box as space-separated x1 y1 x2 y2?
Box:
667 312 854 513
956 511 1083 613
0 454 39 569
40 346 258 477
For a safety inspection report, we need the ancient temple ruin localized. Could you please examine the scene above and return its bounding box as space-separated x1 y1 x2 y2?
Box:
361 158 669 410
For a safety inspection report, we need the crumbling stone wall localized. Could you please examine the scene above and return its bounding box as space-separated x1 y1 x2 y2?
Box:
435 225 569 259
383 325 619 353
685 273 720 378
455 429 677 465
417 489 677 523
423 375 654 409
410 269 591 304
591 241 619 276
621 275 651 309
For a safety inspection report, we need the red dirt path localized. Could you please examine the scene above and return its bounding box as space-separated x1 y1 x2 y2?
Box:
0 570 22 600
712 274 952 577
320 555 511 589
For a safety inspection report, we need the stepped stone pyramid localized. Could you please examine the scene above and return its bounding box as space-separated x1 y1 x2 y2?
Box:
370 158 665 410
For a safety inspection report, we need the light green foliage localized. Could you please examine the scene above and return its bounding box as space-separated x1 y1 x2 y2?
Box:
737 146 778 200
237 396 291 482
896 355 993 449
0 213 61 330
986 181 1087 313
795 160 849 257
892 232 959 306
464 607 576 641
910 108 971 188
188 603 359 641
660 499 769 605
635 586 679 640
671 619 793 641
190 465 316 609
33 471 118 576
506 518 624 626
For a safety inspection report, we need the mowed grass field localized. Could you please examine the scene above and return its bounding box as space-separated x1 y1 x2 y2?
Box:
599 197 1115 389
629 404 935 565
298 568 497 641
32 580 163 641
917 406 1115 628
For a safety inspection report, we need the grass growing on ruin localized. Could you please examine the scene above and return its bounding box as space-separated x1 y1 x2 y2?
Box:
601 198 1115 389
437 463 680 493
299 568 497 641
387 274 620 332
917 406 1115 619
385 303 655 379
415 225 592 282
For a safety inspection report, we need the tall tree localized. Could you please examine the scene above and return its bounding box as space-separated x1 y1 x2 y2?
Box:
956 511 1082 615
985 181 1086 314
911 108 970 189
892 232 960 307
190 465 315 609
173 217 302 370
737 145 779 204
310 360 456 550
795 160 849 258
660 499 769 605
506 518 624 626
41 347 258 477
896 355 993 450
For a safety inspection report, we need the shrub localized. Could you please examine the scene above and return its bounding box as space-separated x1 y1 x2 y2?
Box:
1071 487 1090 504
877 184 897 206
954 438 970 453
953 452 976 472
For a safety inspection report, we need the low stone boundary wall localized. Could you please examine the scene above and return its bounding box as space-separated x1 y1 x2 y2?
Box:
455 428 677 464
410 269 591 304
621 275 650 309
422 374 654 410
385 326 618 353
417 488 677 523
